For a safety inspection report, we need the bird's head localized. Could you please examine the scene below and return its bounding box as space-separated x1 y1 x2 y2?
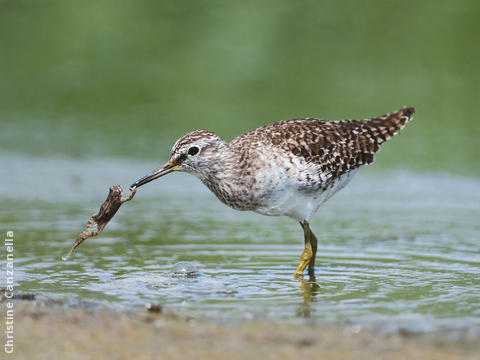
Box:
130 130 227 189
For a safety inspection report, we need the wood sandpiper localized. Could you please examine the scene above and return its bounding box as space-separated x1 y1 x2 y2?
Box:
131 107 415 277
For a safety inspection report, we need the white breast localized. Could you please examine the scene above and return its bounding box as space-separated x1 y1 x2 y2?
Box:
254 169 359 221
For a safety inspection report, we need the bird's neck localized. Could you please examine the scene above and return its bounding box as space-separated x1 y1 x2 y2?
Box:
194 146 253 210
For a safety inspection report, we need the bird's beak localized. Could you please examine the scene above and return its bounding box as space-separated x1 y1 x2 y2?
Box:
130 160 178 189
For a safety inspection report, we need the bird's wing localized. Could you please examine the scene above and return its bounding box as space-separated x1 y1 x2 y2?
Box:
230 107 414 180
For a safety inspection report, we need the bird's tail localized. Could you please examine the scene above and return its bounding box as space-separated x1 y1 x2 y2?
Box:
361 106 415 146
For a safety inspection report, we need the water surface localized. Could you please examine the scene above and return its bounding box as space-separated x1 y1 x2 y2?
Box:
1 153 479 334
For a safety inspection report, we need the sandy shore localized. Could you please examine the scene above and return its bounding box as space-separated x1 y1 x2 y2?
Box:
3 300 479 360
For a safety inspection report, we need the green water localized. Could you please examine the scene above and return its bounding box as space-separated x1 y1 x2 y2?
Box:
2 154 479 333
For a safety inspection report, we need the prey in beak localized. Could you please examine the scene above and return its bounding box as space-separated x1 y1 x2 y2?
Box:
130 160 178 190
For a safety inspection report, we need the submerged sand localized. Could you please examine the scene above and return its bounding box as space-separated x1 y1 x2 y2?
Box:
3 301 479 360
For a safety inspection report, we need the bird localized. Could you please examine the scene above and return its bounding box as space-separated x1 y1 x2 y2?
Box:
131 107 415 277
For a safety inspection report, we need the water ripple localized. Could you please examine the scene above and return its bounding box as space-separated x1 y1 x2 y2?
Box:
1 154 480 333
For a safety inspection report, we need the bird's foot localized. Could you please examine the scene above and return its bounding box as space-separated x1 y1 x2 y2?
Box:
294 245 313 277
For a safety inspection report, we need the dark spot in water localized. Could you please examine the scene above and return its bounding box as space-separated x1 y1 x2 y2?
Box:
146 303 162 313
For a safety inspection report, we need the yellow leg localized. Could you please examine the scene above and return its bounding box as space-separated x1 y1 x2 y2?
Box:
294 221 318 277
294 241 312 276
308 228 318 277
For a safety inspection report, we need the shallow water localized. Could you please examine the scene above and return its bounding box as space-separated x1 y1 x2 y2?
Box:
1 153 480 333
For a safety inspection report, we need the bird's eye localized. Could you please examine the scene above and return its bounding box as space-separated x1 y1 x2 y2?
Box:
188 146 200 156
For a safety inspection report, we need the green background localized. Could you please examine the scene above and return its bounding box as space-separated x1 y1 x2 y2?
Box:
1 0 479 175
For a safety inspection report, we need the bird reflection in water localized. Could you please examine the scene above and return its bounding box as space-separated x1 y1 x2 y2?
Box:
297 274 320 318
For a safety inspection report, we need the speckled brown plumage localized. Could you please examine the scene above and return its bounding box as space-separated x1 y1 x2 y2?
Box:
157 107 414 221
231 107 414 183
